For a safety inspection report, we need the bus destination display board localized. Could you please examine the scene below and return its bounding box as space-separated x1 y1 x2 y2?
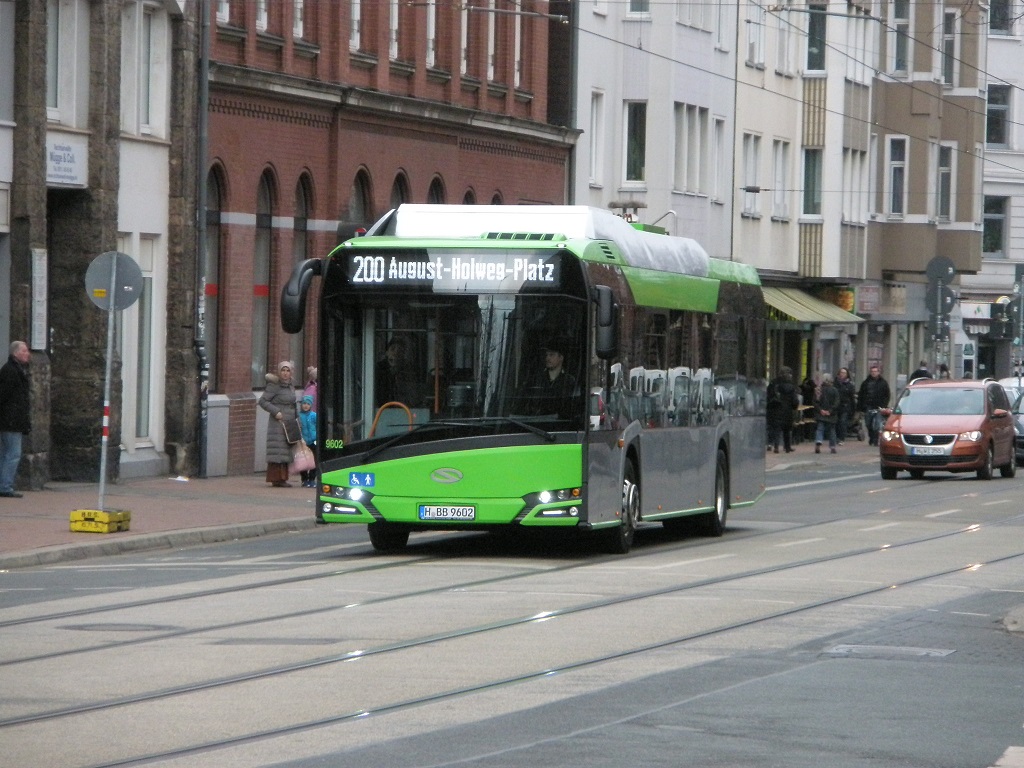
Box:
346 250 562 292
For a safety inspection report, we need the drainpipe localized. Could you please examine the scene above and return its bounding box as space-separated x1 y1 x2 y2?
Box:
195 1 210 478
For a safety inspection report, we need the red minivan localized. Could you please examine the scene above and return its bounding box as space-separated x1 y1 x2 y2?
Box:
878 378 1017 480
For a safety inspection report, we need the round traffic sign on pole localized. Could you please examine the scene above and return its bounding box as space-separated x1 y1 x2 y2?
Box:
85 251 144 311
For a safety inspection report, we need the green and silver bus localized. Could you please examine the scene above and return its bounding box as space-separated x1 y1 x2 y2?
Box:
282 205 766 553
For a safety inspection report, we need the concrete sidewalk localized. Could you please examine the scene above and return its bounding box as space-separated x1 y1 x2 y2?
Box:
0 438 880 570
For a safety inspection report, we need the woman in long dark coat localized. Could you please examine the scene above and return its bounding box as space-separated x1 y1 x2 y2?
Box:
259 360 298 487
766 366 799 453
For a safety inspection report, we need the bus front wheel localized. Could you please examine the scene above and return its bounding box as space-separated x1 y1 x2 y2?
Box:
602 461 638 554
368 521 410 552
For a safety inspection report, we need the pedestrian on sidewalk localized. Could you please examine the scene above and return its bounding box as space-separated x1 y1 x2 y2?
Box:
834 367 856 444
298 394 318 488
909 360 931 381
303 366 318 410
766 366 799 454
814 372 840 454
858 365 891 446
0 341 31 498
260 361 298 488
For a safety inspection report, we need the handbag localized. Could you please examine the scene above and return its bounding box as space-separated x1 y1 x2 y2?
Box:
281 417 302 444
289 442 315 475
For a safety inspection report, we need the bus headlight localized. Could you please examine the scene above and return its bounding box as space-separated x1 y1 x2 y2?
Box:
539 488 581 503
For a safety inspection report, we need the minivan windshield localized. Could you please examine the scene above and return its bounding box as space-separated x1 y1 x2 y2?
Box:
897 387 984 416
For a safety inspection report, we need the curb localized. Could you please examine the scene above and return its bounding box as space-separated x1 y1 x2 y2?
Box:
0 516 318 571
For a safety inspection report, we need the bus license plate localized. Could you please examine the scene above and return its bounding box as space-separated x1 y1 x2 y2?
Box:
419 505 475 521
911 446 944 456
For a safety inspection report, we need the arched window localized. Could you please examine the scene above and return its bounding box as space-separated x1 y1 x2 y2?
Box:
204 167 224 390
291 175 312 377
427 176 445 204
390 172 410 208
462 189 476 205
252 171 274 388
490 192 503 205
349 169 372 226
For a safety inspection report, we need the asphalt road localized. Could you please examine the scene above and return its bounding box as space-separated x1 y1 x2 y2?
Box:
1 463 1022 768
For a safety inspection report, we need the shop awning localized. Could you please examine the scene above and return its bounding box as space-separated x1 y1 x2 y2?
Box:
762 287 863 323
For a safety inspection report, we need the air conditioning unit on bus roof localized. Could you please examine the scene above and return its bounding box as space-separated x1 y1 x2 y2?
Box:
391 204 711 277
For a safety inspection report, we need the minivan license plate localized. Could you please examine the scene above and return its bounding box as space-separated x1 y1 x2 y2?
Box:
911 446 943 456
419 505 475 520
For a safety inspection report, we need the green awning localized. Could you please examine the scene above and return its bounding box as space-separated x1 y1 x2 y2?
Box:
762 287 863 323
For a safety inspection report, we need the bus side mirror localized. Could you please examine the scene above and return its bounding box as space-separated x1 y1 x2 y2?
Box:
281 258 323 334
593 285 618 360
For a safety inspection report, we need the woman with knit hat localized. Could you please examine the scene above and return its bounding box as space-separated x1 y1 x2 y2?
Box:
259 360 298 487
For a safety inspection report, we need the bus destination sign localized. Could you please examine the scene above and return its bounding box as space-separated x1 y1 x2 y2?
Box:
347 251 561 292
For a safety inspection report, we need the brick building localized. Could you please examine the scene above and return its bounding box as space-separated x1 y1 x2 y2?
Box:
204 1 576 475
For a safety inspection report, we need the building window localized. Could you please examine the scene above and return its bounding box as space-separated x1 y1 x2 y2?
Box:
122 2 168 138
672 104 708 194
216 0 230 24
390 173 410 208
350 0 361 51
47 0 90 127
589 91 604 186
803 148 822 215
204 169 223 390
624 101 647 183
886 137 907 217
256 0 268 32
463 189 476 205
426 0 437 68
252 173 274 389
291 177 311 377
389 0 400 60
990 0 1011 33
711 117 726 201
714 0 728 49
486 0 496 81
293 0 304 39
937 144 953 221
941 11 957 86
772 139 790 219
742 132 761 216
427 177 446 204
349 170 372 227
775 0 793 74
987 85 1010 148
806 4 826 71
746 1 765 65
629 0 651 13
983 196 1008 257
677 0 706 29
891 0 910 73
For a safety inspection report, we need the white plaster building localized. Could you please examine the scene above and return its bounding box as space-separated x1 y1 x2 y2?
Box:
569 0 738 260
959 0 1024 378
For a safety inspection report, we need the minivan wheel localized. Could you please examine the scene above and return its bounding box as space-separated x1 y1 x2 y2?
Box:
1000 452 1017 478
977 446 994 480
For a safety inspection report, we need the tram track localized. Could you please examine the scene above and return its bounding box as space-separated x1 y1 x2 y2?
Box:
65 535 1024 768
3 506 1022 734
1 477 1020 670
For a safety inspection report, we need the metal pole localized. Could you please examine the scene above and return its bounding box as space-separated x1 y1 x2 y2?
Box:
98 253 119 512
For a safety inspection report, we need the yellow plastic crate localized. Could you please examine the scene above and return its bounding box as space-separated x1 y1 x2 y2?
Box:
70 509 131 533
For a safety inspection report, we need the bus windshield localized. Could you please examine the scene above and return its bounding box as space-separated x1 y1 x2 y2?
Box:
322 289 588 453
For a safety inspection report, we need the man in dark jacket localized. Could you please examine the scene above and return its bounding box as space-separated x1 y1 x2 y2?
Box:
0 341 31 498
857 365 891 446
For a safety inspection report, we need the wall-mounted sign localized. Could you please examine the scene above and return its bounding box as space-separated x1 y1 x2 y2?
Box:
46 131 89 188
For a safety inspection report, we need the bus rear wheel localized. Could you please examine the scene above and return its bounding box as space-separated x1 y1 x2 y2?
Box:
368 522 410 552
603 461 638 554
698 450 728 537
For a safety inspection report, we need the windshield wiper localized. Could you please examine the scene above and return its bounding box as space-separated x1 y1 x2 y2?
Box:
360 417 555 462
454 416 556 442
